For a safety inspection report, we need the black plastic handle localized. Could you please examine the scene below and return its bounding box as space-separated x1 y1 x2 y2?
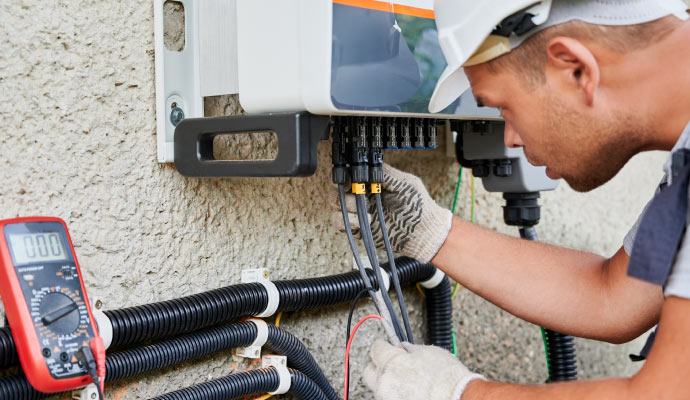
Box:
174 113 331 177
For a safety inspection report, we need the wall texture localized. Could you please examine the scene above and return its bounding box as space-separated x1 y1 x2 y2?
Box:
0 1 674 399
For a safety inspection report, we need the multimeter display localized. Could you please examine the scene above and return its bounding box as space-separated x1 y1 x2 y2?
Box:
8 232 70 265
0 218 99 392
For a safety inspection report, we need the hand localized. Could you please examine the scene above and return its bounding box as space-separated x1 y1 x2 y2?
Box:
363 340 484 400
331 164 453 263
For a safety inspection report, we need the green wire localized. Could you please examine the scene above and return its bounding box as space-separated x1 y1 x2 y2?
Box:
451 166 463 214
450 166 464 357
540 327 551 372
470 174 476 223
451 282 460 298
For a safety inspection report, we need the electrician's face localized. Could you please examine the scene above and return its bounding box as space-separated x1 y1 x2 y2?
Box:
463 62 644 193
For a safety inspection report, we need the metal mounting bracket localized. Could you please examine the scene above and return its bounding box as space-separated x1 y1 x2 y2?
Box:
154 0 240 162
174 113 331 178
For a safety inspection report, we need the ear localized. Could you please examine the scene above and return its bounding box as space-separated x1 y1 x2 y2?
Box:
545 37 600 106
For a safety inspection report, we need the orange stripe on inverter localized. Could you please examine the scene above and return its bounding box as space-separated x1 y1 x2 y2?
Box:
333 0 435 19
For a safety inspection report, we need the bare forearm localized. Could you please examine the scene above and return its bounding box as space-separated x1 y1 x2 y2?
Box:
431 216 660 341
462 378 633 400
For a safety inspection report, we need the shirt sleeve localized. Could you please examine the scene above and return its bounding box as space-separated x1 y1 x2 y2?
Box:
624 177 667 256
624 176 690 299
624 200 653 256
665 189 690 299
665 233 690 299
623 210 645 256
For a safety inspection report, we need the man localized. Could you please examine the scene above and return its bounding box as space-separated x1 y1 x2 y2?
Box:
335 0 690 398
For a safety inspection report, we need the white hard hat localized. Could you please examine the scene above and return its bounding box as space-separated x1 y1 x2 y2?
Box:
428 0 690 113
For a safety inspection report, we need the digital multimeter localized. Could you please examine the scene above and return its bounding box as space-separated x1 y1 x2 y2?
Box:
0 217 100 393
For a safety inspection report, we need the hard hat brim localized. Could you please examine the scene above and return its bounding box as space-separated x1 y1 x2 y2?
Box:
428 64 470 114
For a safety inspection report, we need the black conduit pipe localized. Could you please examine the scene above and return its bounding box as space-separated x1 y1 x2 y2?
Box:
0 374 50 400
0 257 452 374
105 322 257 382
105 282 269 348
106 259 437 347
425 275 453 352
150 367 328 400
265 325 338 400
0 322 338 400
0 327 17 369
520 226 577 382
388 257 454 352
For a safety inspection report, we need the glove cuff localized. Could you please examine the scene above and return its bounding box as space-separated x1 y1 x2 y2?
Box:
450 373 485 400
413 208 453 263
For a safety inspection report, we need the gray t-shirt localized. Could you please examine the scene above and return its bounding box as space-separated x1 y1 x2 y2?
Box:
624 120 690 299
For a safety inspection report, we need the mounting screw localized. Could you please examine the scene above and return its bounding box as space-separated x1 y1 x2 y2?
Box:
170 107 185 127
95 299 102 310
91 392 97 399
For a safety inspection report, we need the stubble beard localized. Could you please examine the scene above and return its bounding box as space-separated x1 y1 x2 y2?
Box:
541 95 647 193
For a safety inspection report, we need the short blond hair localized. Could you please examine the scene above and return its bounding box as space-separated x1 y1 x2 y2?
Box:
488 16 682 85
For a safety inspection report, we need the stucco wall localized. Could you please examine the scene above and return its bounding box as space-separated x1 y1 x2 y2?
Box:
0 1 673 399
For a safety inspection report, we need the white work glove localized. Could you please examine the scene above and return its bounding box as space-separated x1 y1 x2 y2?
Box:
363 340 484 400
331 164 453 263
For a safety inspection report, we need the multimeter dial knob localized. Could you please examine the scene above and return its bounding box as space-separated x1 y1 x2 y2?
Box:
38 292 80 335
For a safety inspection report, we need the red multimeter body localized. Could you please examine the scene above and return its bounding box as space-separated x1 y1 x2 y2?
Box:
0 217 99 393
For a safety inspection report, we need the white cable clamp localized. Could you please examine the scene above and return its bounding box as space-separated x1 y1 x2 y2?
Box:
420 268 446 289
234 318 269 359
242 268 279 318
378 268 391 292
91 298 113 350
262 355 291 395
352 254 390 291
71 384 99 400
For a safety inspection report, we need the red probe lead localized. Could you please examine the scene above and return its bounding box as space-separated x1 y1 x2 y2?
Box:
90 337 106 395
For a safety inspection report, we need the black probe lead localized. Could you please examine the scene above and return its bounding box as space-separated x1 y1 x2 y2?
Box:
338 184 381 315
355 194 406 342
75 346 105 400
375 192 414 344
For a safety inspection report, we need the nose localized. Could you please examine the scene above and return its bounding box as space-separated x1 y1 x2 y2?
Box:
504 121 524 148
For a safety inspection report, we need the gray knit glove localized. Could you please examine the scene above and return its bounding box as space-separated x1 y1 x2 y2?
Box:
331 164 453 263
363 340 484 400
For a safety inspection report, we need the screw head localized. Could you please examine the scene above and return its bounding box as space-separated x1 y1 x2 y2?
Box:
95 300 103 310
170 107 185 126
91 392 97 399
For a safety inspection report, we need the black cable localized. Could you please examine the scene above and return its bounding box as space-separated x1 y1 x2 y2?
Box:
345 288 371 400
375 192 414 344
355 193 406 342
339 184 382 315
346 288 372 343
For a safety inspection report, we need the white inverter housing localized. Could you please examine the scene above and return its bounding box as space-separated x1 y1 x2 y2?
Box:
155 0 558 193
236 0 495 119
